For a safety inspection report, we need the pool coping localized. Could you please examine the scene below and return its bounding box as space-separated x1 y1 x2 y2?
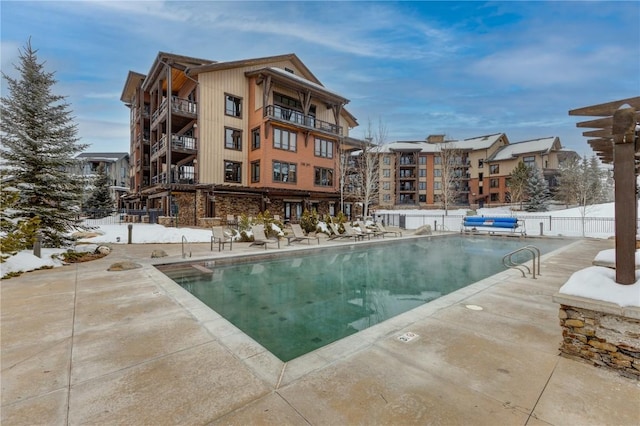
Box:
148 234 583 389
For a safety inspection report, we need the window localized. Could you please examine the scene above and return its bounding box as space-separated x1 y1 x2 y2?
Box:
251 127 260 150
434 169 442 177
419 156 426 165
314 167 334 186
224 161 241 183
419 169 426 177
478 159 484 168
383 156 391 165
434 181 442 190
225 94 242 118
490 193 500 202
225 127 242 150
478 172 484 181
434 155 442 165
251 161 260 183
383 194 391 202
315 138 334 158
273 127 297 151
383 169 390 178
418 182 426 190
478 186 483 195
523 156 535 168
490 178 499 188
489 164 499 174
273 161 297 183
382 181 390 190
419 194 426 202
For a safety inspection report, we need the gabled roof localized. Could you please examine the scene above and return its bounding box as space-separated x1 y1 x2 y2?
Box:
76 152 129 162
488 137 560 162
381 133 507 154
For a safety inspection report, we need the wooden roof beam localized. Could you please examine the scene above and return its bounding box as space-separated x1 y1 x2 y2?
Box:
569 96 640 117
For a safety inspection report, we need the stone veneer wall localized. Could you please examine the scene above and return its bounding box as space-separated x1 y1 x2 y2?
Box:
557 303 640 380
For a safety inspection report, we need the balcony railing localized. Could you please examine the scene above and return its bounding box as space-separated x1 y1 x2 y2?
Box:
151 96 198 126
150 169 197 185
265 105 342 136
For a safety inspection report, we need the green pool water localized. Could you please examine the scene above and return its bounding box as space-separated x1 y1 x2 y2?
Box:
158 235 570 361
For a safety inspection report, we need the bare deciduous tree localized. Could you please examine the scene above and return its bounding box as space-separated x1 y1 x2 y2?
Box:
437 142 465 215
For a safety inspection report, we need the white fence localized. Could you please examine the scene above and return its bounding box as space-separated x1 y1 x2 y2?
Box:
375 213 625 238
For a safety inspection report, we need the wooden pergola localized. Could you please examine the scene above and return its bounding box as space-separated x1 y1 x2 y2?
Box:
569 96 640 285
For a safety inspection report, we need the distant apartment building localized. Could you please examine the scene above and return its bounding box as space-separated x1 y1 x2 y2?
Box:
120 52 362 225
375 134 578 210
74 152 129 209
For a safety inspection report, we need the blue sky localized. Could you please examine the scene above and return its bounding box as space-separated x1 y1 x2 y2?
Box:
1 1 638 157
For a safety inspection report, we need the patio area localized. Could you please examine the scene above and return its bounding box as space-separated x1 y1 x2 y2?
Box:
1 234 638 425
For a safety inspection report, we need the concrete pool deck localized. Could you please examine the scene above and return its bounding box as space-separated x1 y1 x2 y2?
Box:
2 232 639 425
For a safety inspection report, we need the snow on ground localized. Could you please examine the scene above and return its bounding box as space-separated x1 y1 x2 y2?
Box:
3 201 639 309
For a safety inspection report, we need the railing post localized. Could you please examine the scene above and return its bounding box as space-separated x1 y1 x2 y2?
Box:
33 232 42 258
128 224 133 244
539 222 544 236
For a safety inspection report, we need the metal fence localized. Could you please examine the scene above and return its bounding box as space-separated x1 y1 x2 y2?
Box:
375 212 629 237
81 209 163 226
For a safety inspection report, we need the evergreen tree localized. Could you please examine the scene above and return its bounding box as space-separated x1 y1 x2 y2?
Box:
0 40 87 247
508 161 531 210
556 156 581 207
524 166 550 212
84 163 114 216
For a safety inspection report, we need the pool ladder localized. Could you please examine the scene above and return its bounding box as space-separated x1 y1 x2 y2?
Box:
502 245 541 279
182 235 192 259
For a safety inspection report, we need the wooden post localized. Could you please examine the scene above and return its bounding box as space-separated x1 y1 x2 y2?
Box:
612 107 637 284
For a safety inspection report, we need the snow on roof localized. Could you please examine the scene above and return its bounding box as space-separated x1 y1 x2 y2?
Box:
454 133 505 150
76 152 129 161
381 133 505 153
264 67 347 101
488 137 558 161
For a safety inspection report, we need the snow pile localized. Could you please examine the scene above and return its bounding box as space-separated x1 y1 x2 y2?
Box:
558 266 640 307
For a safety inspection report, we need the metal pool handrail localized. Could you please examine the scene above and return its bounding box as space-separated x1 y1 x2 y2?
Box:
502 245 540 279
182 235 192 259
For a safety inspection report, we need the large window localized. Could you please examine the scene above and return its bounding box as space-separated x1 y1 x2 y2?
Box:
383 169 390 178
225 127 242 150
273 127 297 152
251 161 260 183
434 155 442 165
314 167 334 186
490 178 499 188
419 156 426 165
490 193 500 202
315 138 334 158
224 161 242 183
489 164 500 174
434 169 442 177
523 156 535 168
434 181 442 190
383 156 391 165
225 94 242 118
273 161 297 183
418 182 426 190
419 169 426 177
478 159 484 168
382 181 390 190
251 127 260 150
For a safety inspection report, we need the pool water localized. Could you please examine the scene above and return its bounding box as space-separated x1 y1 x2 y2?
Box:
159 235 570 361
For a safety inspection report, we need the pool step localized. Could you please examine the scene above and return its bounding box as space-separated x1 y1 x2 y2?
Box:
191 264 214 274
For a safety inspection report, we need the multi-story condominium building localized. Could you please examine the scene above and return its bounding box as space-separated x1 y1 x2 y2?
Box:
120 52 361 225
73 152 130 210
375 134 577 210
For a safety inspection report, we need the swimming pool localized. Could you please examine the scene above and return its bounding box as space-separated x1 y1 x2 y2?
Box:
158 235 570 361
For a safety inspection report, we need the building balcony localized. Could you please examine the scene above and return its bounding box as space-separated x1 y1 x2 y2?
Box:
265 105 342 136
150 169 197 185
151 96 198 128
150 134 197 161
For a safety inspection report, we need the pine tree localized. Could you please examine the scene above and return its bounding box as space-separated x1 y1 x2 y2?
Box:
0 40 87 247
84 163 114 216
524 166 550 212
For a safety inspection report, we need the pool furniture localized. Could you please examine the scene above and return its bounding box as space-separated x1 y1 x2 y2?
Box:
250 224 280 249
374 223 402 237
226 214 238 228
342 223 369 241
328 223 352 240
461 216 526 236
211 226 233 251
286 224 320 245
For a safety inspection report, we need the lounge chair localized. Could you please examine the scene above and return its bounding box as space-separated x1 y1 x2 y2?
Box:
250 224 280 249
375 223 402 237
286 223 320 245
354 221 382 239
343 223 369 241
211 226 233 251
328 222 349 240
